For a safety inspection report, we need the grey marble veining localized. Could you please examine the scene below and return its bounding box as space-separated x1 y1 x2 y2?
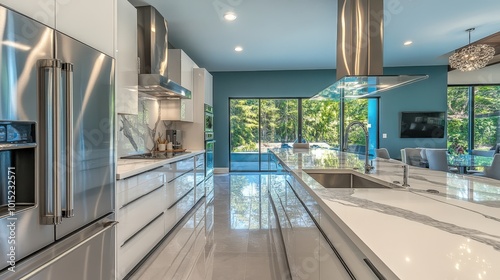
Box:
318 188 500 251
117 98 178 158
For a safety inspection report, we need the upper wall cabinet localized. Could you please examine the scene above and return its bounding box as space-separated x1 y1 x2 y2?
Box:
0 0 115 57
194 68 213 107
163 49 197 122
0 0 56 27
115 0 138 115
168 49 196 92
55 0 115 57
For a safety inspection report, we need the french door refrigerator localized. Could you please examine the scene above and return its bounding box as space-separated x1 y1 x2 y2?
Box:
0 5 116 279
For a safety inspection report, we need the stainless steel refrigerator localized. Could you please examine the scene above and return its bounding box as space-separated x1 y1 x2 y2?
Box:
0 5 116 279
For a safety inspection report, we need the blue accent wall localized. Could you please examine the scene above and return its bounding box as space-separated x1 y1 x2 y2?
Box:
213 66 448 167
379 66 449 159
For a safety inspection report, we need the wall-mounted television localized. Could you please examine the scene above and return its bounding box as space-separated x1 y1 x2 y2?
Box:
400 112 445 138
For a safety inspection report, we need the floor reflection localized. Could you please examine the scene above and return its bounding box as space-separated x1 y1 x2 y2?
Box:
132 174 288 280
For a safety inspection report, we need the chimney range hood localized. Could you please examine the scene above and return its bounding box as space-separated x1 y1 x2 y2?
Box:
137 6 191 99
312 0 428 100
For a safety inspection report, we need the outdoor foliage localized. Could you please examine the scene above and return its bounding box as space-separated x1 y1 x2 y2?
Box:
447 86 500 152
230 98 369 152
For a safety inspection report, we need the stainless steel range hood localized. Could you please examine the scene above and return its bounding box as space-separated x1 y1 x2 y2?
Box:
312 0 428 100
137 6 191 99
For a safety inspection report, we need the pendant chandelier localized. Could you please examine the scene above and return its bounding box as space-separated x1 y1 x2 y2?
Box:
449 28 495 72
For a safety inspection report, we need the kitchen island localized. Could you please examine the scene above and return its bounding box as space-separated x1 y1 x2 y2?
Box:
270 148 500 280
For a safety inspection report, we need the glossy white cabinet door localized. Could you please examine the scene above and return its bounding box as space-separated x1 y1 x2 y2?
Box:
0 0 56 27
115 0 138 114
55 0 114 57
318 235 352 280
164 49 197 122
194 68 213 107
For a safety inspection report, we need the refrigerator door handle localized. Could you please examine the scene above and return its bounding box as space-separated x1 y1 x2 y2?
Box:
38 59 63 225
62 63 74 218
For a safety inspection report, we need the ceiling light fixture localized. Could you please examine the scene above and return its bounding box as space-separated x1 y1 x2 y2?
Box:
403 41 413 46
449 28 495 72
224 12 237 21
234 46 243 52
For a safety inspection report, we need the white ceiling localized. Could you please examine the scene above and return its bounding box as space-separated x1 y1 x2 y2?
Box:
129 0 500 72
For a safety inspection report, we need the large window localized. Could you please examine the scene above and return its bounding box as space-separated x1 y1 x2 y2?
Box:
302 99 340 149
474 86 500 150
447 85 500 152
230 97 378 172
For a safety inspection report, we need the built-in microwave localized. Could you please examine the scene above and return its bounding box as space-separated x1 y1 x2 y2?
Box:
204 104 213 132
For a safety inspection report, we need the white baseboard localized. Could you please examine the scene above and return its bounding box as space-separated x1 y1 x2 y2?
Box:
214 168 229 174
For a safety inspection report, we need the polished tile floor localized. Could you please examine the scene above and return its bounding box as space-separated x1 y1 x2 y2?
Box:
211 174 275 280
133 174 286 280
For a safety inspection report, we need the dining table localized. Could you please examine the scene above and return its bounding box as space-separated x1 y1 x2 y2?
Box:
447 153 494 174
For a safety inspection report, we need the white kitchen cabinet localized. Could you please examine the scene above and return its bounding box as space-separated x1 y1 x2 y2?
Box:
0 0 115 57
0 0 56 27
168 49 195 92
162 49 198 122
116 168 166 279
180 68 213 150
268 172 384 280
55 0 115 57
115 0 138 115
195 68 213 106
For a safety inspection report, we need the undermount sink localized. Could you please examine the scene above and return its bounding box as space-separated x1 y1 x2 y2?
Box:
305 171 390 189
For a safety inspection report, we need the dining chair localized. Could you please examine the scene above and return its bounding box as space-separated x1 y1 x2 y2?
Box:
483 154 500 180
424 149 449 172
376 148 390 159
402 148 423 166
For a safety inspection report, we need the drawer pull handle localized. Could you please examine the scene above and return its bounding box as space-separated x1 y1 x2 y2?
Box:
121 212 164 247
167 187 195 210
363 258 386 280
167 168 194 184
120 184 164 209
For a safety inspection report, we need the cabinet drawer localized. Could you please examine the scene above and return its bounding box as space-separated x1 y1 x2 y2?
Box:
160 156 195 182
117 175 164 208
195 153 205 167
195 179 205 203
286 174 320 221
166 170 195 208
118 213 165 279
165 187 195 233
117 169 162 196
195 162 205 186
117 185 166 245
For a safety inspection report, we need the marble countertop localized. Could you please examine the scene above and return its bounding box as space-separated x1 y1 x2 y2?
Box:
271 148 500 280
116 150 205 180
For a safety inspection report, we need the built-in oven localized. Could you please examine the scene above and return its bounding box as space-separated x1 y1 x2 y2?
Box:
204 104 213 132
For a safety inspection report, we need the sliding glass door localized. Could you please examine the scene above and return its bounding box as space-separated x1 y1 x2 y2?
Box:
230 99 259 171
230 97 378 172
260 99 298 170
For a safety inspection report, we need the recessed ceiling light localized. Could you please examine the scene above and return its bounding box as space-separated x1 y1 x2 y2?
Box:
235 46 243 52
224 12 237 21
404 41 413 46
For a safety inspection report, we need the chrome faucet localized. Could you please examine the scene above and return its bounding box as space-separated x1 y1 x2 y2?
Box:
343 121 373 173
402 164 410 187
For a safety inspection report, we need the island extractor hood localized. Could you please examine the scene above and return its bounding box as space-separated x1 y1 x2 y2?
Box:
137 6 191 99
312 0 428 100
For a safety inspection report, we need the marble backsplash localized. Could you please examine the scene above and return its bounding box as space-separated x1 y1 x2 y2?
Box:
117 98 178 158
